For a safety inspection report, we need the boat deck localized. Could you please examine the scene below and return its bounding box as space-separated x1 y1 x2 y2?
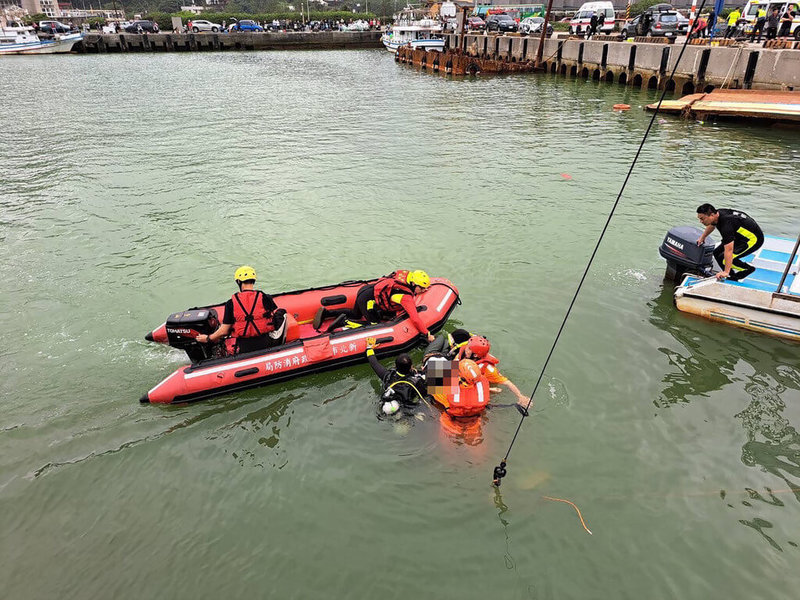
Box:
677 235 800 340
684 235 799 295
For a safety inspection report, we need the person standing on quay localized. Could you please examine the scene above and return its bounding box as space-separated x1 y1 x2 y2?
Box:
588 11 598 38
749 6 766 42
724 7 741 38
778 4 796 38
692 13 708 38
707 10 717 37
764 7 780 41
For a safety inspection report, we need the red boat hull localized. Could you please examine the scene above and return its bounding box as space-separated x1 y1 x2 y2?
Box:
142 277 460 404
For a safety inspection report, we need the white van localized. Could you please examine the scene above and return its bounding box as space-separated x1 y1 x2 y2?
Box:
570 1 616 35
742 1 800 39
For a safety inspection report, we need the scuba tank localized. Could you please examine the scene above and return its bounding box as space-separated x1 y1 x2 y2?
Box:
380 369 426 414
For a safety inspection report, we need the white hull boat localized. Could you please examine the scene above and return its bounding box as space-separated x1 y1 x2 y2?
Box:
0 23 82 55
382 36 445 53
660 227 800 342
383 10 444 54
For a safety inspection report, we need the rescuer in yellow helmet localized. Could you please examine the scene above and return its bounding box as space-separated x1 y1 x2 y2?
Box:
196 265 286 354
313 269 435 341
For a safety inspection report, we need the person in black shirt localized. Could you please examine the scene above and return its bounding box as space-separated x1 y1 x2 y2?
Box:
588 12 598 38
778 5 796 39
696 204 764 282
765 7 780 41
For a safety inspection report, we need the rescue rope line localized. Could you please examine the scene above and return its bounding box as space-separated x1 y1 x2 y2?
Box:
492 1 708 488
720 44 745 90
543 496 592 535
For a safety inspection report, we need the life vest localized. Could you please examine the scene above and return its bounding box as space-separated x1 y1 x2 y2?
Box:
446 377 490 418
373 270 414 313
231 290 274 338
382 369 426 406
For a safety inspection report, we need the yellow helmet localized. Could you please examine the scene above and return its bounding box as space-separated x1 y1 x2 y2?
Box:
234 265 257 283
408 270 430 289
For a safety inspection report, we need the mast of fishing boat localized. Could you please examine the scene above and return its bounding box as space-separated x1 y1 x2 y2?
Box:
775 232 800 295
535 0 554 68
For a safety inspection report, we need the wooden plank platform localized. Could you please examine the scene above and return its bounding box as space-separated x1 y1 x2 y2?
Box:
647 89 800 123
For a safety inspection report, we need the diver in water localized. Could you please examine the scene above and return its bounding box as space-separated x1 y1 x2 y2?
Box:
365 337 427 416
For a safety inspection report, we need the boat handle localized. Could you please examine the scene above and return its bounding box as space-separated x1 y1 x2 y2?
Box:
234 367 259 378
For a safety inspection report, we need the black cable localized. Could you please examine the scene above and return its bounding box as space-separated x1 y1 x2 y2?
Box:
492 2 708 487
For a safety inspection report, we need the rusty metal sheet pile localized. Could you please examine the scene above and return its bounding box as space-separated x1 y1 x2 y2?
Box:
395 45 536 76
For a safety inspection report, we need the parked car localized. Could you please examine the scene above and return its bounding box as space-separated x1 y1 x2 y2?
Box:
519 16 554 35
229 20 264 32
191 19 222 33
39 20 72 34
569 1 615 35
346 20 371 31
123 20 158 34
486 14 518 33
467 16 486 31
621 11 681 37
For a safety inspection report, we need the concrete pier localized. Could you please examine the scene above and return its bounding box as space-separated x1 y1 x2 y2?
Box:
439 33 799 92
78 31 383 53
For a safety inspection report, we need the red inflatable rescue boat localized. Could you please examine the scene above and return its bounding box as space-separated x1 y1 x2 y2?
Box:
141 276 460 404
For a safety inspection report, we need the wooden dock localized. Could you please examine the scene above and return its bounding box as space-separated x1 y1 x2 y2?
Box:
648 89 800 123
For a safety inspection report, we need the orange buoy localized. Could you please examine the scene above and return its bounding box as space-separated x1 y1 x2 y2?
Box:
613 104 631 111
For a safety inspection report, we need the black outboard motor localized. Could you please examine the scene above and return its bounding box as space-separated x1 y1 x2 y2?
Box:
165 309 220 363
659 226 716 283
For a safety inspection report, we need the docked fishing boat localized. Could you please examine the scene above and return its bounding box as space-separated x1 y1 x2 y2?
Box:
660 226 800 341
0 21 82 55
382 8 445 53
141 275 460 404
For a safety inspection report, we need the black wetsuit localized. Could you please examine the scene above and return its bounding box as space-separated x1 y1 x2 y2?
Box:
713 208 764 282
367 352 427 407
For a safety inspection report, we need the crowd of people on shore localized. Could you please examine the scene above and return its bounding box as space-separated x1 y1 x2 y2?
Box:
689 3 797 43
180 17 383 33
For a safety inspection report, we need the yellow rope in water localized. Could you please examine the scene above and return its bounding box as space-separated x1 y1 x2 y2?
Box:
543 496 593 535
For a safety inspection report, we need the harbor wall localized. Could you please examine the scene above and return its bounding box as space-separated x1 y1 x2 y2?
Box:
78 31 383 53
443 34 800 92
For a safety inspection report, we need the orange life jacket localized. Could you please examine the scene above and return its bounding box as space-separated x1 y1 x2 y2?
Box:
231 290 274 338
373 270 413 313
446 376 491 418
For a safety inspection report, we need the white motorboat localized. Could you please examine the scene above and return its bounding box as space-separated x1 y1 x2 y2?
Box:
660 226 800 342
382 10 444 53
0 21 82 55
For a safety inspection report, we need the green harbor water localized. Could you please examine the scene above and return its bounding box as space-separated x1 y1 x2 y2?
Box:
1 49 800 599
